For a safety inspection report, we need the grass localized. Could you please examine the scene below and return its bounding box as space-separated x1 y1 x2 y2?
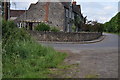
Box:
48 63 80 78
85 74 99 78
3 42 67 78
2 20 67 78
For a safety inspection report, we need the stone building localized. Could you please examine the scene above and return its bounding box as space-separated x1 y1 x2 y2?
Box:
15 1 84 32
10 10 25 20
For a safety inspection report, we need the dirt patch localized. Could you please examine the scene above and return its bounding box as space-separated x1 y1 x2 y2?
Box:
49 49 118 78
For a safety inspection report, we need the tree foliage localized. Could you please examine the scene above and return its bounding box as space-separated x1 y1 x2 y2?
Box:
103 12 120 33
81 20 104 32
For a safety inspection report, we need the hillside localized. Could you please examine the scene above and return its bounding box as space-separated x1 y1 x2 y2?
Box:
104 12 120 33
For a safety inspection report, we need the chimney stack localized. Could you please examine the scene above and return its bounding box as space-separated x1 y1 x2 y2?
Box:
77 5 80 9
44 2 50 22
72 1 76 5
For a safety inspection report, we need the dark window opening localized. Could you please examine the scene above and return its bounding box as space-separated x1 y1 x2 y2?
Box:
29 22 33 30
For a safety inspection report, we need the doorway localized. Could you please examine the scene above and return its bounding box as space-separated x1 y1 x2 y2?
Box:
29 22 33 30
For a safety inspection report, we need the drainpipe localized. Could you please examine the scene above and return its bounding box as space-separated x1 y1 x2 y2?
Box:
25 7 27 29
68 1 72 32
8 1 10 20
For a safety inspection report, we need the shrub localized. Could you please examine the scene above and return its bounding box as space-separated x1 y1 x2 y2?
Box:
35 23 50 31
50 27 60 32
72 24 76 32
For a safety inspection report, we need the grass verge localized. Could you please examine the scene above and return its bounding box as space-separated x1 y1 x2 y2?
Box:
2 20 67 78
85 74 99 78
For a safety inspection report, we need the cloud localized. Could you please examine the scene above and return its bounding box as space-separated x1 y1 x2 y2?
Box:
10 0 38 2
104 6 113 10
76 0 119 2
78 2 118 23
10 2 31 10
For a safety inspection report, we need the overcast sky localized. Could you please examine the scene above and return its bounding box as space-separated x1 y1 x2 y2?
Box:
10 0 119 23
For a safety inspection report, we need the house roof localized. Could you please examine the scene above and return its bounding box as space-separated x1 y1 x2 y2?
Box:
62 2 70 9
28 3 36 10
62 2 81 15
10 10 26 17
72 4 81 14
16 2 83 22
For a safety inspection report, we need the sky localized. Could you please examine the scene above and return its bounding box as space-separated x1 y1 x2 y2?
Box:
10 0 119 23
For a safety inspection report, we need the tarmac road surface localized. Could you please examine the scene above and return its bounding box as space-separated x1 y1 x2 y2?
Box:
41 33 119 78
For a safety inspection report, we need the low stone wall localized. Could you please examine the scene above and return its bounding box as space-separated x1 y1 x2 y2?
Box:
29 31 102 42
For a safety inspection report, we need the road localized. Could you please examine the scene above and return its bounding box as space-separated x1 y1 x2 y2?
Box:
41 33 118 78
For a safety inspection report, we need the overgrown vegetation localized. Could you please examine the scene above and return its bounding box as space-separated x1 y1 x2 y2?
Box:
35 22 50 31
81 21 104 32
50 27 60 32
71 24 77 32
80 12 119 34
2 20 66 78
35 22 60 32
74 15 82 32
103 12 120 34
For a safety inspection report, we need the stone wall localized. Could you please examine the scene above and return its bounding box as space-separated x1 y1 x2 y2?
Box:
48 2 65 30
29 31 102 42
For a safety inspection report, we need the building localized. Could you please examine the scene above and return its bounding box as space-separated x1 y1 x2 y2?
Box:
10 10 25 20
15 1 84 32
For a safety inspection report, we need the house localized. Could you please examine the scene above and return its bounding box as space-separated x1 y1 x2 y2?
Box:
10 10 26 20
15 1 84 32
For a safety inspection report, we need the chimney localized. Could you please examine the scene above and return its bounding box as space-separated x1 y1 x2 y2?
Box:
72 1 76 5
77 5 80 9
44 2 50 22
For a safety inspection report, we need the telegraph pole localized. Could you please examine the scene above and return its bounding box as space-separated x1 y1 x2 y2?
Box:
3 0 10 21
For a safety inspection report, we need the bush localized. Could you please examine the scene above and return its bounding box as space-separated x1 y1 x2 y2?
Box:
82 21 104 32
72 24 76 32
35 23 50 31
50 27 60 32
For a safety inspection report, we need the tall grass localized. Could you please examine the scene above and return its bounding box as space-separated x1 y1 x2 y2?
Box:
2 20 66 78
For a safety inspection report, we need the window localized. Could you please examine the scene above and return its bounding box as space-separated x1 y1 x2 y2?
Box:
66 9 68 17
69 11 72 18
67 23 70 32
72 12 74 19
19 23 22 28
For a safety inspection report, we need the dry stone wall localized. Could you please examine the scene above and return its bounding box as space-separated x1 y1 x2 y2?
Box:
29 31 102 42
